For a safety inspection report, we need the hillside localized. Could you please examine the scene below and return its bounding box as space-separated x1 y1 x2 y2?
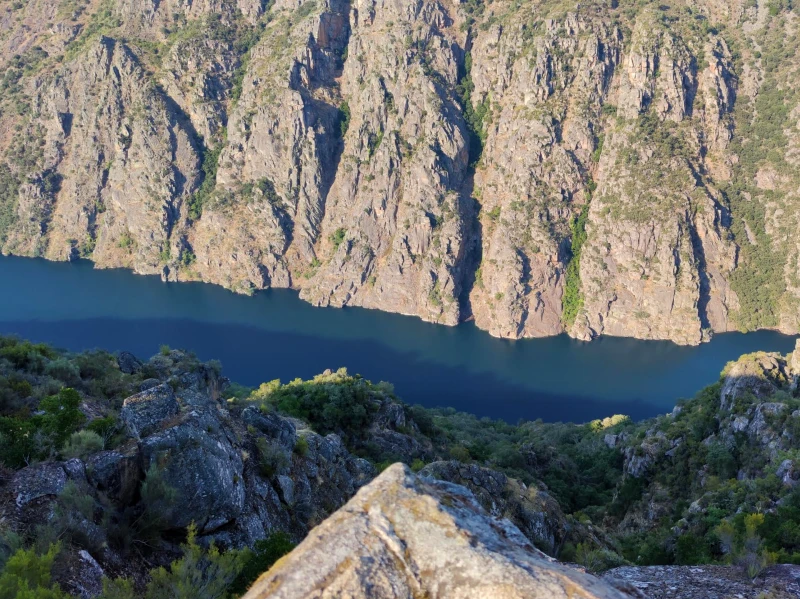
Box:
1 334 800 596
1 0 799 344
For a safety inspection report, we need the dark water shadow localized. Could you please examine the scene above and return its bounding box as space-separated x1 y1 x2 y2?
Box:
0 318 660 424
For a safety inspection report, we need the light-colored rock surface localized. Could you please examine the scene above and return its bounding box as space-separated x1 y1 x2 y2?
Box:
245 463 627 599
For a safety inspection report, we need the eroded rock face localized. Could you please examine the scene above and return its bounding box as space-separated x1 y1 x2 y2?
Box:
419 460 568 556
719 352 789 411
139 407 246 533
3 0 800 345
245 463 627 599
120 383 180 439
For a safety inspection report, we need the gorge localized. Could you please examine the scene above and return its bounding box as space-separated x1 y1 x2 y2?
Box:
1 254 798 422
2 0 800 347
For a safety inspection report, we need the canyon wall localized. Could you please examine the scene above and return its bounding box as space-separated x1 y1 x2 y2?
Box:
1 0 799 344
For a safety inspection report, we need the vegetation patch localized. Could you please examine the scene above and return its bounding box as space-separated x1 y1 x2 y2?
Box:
561 203 589 327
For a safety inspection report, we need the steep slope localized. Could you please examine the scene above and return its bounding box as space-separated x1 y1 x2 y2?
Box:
1 0 799 344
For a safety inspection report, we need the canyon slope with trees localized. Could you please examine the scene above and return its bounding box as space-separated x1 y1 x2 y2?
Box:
1 0 800 344
2 336 800 596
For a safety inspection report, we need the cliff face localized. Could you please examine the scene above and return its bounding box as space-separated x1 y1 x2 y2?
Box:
1 0 800 344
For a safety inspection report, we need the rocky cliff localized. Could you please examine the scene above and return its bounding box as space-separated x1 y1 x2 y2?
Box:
2 335 800 597
1 0 799 345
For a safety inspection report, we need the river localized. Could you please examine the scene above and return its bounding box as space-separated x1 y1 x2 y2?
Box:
0 255 796 422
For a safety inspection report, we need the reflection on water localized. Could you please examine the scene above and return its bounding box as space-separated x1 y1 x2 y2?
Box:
1 255 796 422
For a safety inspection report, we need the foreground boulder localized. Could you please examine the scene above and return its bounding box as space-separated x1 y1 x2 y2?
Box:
245 464 627 599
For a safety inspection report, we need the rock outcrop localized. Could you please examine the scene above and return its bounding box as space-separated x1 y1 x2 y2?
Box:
245 463 627 599
419 460 569 556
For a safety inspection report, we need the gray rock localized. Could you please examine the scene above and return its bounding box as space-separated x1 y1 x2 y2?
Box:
140 410 245 533
604 564 800 599
244 464 626 599
276 475 294 505
116 351 143 374
13 462 67 508
120 383 180 439
419 460 568 555
242 407 297 450
777 459 799 487
139 378 161 392
86 449 142 506
720 353 787 411
63 458 86 481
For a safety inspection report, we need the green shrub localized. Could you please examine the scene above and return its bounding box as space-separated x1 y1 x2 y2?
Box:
410 458 425 472
338 101 351 137
134 465 178 544
449 445 471 462
0 339 55 372
61 430 104 459
44 358 81 386
562 204 589 327
229 532 295 596
86 416 121 448
329 228 346 250
0 543 64 598
143 523 249 599
0 387 84 467
101 576 135 598
675 533 712 565
38 388 85 449
256 438 290 478
105 519 251 595
261 369 381 444
293 435 309 457
35 481 103 554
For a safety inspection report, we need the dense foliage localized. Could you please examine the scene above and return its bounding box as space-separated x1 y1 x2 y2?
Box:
2 334 800 594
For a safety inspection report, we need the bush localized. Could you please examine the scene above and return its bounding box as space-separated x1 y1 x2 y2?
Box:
256 438 290 478
0 543 64 598
35 481 102 554
61 430 104 459
449 445 471 462
262 369 381 444
575 542 626 573
229 532 295 596
44 358 81 386
675 533 711 565
86 416 121 448
135 465 178 543
143 523 249 598
0 387 84 467
293 435 309 457
38 388 85 449
718 514 777 577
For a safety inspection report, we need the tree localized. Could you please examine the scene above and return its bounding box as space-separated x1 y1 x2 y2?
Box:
144 524 248 598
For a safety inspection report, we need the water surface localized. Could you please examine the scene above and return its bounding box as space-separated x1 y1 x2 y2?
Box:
0 255 796 422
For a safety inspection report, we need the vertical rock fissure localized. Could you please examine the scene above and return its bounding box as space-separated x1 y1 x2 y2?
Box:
455 29 483 322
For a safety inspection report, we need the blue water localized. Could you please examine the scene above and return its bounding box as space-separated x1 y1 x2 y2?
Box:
0 255 796 422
